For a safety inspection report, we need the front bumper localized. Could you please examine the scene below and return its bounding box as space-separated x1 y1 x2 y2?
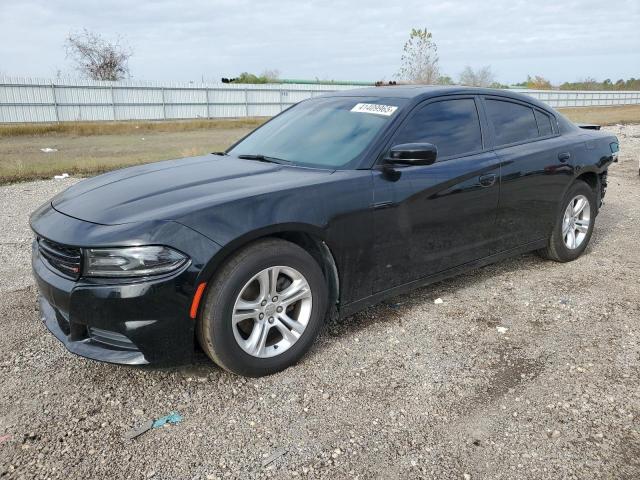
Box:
33 244 196 365
39 294 147 365
30 204 222 366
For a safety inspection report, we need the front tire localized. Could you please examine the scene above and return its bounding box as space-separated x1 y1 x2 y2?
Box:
197 238 328 377
538 180 596 262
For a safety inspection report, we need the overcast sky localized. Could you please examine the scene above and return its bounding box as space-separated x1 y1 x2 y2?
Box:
1 0 638 84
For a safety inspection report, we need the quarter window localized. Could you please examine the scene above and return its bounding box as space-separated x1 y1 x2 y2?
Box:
534 109 554 136
392 98 483 159
485 99 539 146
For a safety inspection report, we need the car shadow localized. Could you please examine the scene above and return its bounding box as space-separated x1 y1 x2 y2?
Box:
168 254 538 373
321 251 541 341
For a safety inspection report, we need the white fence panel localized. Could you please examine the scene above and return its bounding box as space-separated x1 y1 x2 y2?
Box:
0 84 54 104
1 76 639 123
166 104 208 119
57 104 113 122
516 89 640 108
115 105 164 121
54 86 111 105
209 104 248 118
0 104 57 122
114 87 162 104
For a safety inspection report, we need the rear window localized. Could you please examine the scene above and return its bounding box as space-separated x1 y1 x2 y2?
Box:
485 99 539 146
392 98 483 158
534 109 554 136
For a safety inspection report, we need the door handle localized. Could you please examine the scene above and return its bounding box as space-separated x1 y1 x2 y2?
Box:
558 152 571 162
478 173 497 187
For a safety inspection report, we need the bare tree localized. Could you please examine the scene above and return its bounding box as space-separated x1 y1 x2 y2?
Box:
397 28 440 84
261 69 281 82
65 29 132 81
459 65 495 87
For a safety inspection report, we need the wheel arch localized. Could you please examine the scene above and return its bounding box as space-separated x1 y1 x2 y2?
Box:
546 169 601 241
575 170 599 192
573 169 603 213
198 224 341 311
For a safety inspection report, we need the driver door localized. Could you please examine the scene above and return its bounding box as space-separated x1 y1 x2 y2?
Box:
372 96 501 293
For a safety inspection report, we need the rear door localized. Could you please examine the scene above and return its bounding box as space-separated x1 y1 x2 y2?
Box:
372 96 501 292
481 96 574 250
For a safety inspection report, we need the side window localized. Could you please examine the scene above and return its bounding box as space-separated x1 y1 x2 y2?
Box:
485 99 538 146
534 109 554 137
393 98 482 159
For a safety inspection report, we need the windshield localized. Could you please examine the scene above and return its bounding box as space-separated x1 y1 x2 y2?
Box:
228 97 406 169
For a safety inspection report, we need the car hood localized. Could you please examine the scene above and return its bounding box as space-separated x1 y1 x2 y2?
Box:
52 155 335 225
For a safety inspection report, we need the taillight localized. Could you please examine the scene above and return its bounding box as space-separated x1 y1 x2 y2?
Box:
610 141 619 162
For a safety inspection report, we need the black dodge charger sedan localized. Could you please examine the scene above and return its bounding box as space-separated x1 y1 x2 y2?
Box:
31 86 619 376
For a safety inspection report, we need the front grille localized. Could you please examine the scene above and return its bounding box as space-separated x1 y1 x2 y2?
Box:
38 238 82 279
88 327 137 350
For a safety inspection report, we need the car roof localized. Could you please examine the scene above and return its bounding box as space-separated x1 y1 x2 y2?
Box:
321 85 553 111
322 85 457 98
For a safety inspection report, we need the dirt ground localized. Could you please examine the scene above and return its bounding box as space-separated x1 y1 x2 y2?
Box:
0 125 638 479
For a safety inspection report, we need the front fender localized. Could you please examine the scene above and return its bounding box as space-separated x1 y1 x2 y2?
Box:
194 222 330 284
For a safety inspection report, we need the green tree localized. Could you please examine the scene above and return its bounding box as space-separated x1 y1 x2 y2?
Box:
525 75 552 89
235 72 267 84
437 75 454 85
231 69 281 84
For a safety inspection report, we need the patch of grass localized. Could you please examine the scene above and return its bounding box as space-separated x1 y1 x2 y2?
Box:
1 158 153 184
0 128 252 184
557 105 640 125
0 117 267 138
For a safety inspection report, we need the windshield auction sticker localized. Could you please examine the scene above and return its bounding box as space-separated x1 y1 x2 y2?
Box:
350 103 398 116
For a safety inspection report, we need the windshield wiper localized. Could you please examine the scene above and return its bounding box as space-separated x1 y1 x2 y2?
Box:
211 151 228 156
237 154 288 165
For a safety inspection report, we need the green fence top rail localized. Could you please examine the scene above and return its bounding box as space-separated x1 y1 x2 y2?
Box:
278 79 375 86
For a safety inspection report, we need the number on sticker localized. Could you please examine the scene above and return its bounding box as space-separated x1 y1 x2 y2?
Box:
350 103 398 116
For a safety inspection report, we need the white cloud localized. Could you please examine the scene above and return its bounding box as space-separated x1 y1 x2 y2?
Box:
0 0 638 83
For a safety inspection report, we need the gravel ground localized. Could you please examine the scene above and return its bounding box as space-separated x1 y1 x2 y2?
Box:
0 125 639 480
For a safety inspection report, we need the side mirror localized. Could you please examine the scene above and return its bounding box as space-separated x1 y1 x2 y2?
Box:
384 143 438 166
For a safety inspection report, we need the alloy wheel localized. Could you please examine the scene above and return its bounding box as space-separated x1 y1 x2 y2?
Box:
232 266 312 358
562 194 591 249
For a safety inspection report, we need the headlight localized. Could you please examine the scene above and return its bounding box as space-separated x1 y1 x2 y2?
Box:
83 246 188 277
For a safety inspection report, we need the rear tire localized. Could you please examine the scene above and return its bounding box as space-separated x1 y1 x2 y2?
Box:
538 180 596 262
197 238 328 377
